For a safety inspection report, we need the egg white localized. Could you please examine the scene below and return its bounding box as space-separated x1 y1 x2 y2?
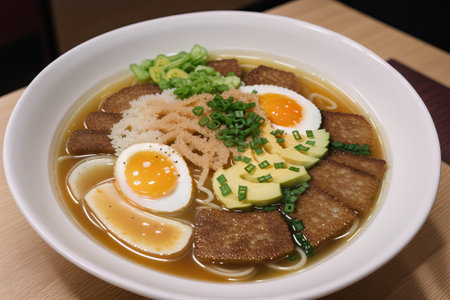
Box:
85 181 193 256
240 84 321 134
114 143 193 213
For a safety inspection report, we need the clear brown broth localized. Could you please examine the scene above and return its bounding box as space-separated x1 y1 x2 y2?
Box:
52 55 386 282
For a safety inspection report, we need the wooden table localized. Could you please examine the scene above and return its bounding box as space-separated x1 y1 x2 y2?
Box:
1 0 449 298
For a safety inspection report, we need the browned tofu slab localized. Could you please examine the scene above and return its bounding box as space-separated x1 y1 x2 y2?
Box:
309 159 379 213
243 65 300 92
67 129 114 155
290 186 356 248
85 111 121 131
327 150 387 181
194 209 294 264
100 83 161 113
321 110 374 146
207 59 242 77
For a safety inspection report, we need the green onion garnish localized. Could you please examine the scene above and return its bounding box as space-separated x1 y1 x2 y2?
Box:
257 174 272 183
242 156 252 163
220 184 231 196
331 142 371 156
245 163 256 174
289 166 300 172
284 203 295 213
216 174 227 185
258 160 270 169
251 89 258 94
234 155 242 161
306 140 316 146
198 116 209 126
274 162 285 169
276 137 285 143
294 144 310 152
306 130 314 138
207 119 221 130
192 106 204 116
254 147 263 155
263 205 278 211
292 130 301 140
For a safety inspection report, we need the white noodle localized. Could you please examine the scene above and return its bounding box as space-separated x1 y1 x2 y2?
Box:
333 217 360 240
193 255 257 280
308 93 338 110
266 247 307 271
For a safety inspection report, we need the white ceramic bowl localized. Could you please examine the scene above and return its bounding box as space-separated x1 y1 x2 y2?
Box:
3 11 440 299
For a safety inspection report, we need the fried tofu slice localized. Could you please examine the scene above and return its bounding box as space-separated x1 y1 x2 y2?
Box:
100 83 162 113
194 209 294 264
85 111 122 131
328 150 387 181
207 58 242 77
290 186 356 248
243 65 300 92
321 110 374 146
67 129 114 155
309 159 378 213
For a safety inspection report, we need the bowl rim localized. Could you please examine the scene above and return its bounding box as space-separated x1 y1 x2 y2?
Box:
3 10 441 299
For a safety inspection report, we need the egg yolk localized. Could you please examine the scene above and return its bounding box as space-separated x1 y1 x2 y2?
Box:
259 93 303 127
124 151 178 199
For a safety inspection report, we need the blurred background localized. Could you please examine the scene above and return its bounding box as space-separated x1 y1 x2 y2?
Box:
0 0 448 96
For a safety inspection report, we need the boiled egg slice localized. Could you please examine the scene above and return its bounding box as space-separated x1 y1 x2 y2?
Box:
114 143 192 213
85 181 193 256
67 156 115 201
240 84 321 134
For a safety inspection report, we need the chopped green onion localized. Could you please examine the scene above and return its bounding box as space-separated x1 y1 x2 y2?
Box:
257 174 272 183
198 116 210 126
192 106 204 116
258 160 270 169
289 254 297 261
288 195 297 203
292 130 301 140
245 163 256 174
284 203 295 213
242 156 252 163
238 185 247 201
234 155 242 161
331 142 371 156
294 144 310 152
306 140 316 146
274 162 285 169
251 89 258 94
263 205 278 211
306 130 314 138
207 119 221 130
289 166 300 172
220 184 231 196
254 147 263 155
235 110 244 118
276 137 285 143
216 174 227 184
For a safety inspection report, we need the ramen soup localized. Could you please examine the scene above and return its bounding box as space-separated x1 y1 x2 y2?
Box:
52 45 387 282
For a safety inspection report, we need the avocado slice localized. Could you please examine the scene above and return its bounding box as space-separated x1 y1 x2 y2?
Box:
212 162 283 209
244 149 310 188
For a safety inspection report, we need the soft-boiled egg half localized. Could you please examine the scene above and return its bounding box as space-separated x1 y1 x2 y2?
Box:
85 181 192 256
240 85 321 134
115 143 193 213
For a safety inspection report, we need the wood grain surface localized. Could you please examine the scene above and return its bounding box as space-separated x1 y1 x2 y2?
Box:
1 0 449 299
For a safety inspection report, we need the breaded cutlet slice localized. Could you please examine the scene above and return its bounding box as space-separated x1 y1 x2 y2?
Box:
85 111 122 131
309 159 379 213
207 58 242 77
290 186 356 248
321 110 374 146
67 129 114 155
100 83 162 113
327 150 387 181
243 65 300 92
194 209 294 264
